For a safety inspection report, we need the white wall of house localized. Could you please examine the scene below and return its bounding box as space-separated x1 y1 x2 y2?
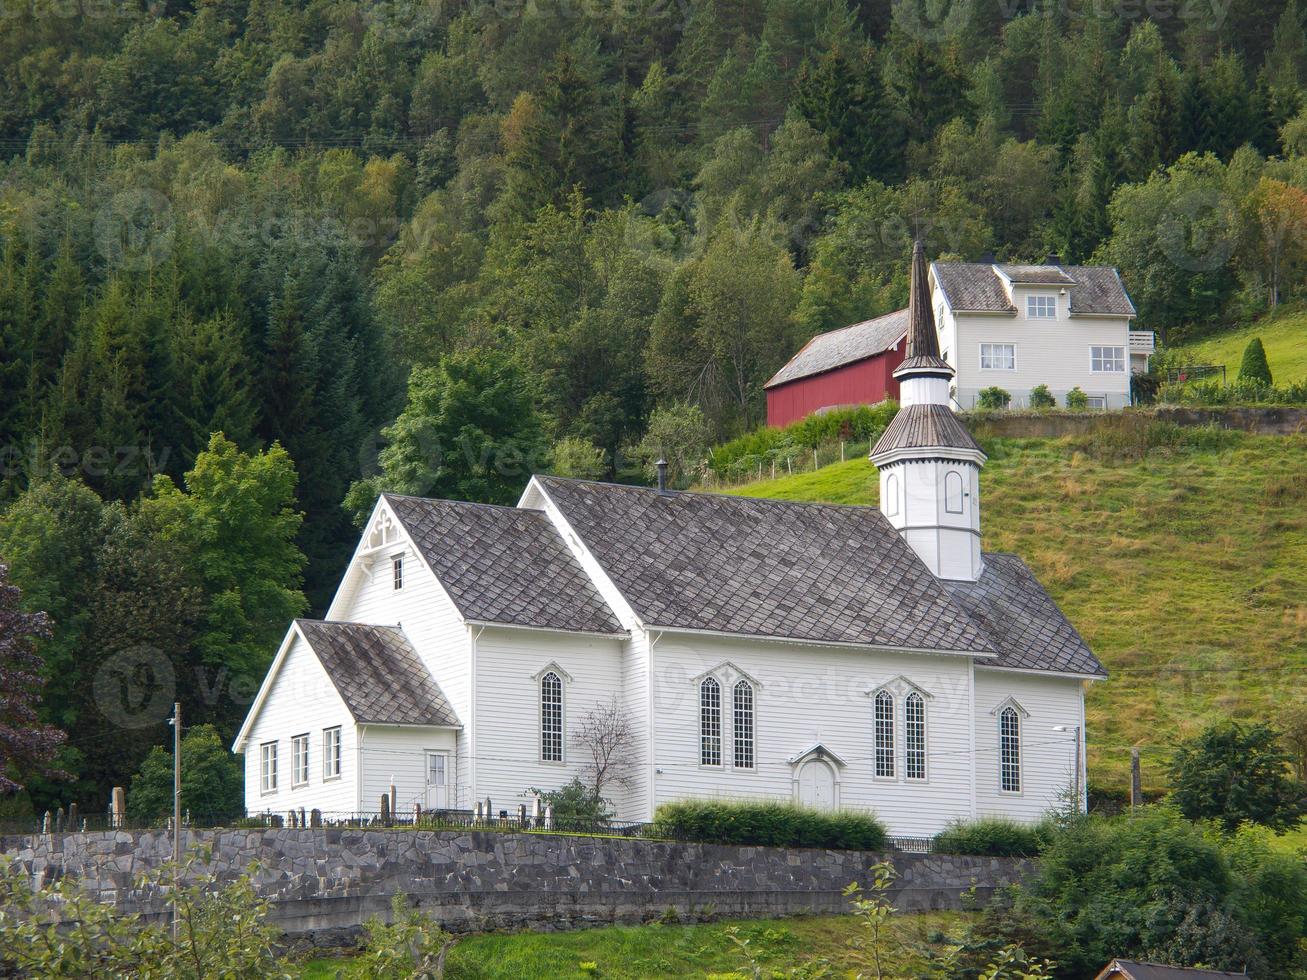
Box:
359 725 459 815
645 632 986 836
934 282 1135 410
327 500 472 800
471 626 626 815
973 668 1087 821
241 633 359 815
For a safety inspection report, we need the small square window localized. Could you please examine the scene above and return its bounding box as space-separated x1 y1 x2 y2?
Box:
980 343 1016 371
392 554 404 590
1026 295 1056 318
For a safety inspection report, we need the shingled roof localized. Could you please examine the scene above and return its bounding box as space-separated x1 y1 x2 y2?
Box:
384 494 623 636
533 475 996 653
765 309 907 388
296 620 461 726
1095 961 1248 980
933 262 1135 316
871 403 983 457
896 240 952 376
944 555 1105 677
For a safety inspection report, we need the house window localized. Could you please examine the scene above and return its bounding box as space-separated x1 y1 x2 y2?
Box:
733 680 754 769
540 671 563 762
323 726 342 780
884 473 899 517
905 693 926 780
260 742 278 793
1026 295 1056 318
980 343 1016 371
1086 395 1107 410
700 677 721 767
944 471 964 514
1000 707 1021 792
426 751 446 787
1091 346 1125 372
291 734 309 786
392 554 404 590
874 690 895 778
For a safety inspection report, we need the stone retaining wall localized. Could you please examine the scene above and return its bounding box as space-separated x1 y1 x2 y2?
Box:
962 405 1307 439
0 829 1031 947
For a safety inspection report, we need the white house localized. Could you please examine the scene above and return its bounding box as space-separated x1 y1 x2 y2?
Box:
932 259 1153 410
233 243 1105 837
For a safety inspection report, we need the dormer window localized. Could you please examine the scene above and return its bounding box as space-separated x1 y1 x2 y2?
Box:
1026 295 1056 318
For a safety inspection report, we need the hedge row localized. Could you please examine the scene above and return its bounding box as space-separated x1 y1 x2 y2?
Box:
652 800 887 850
930 817 1054 857
707 403 898 477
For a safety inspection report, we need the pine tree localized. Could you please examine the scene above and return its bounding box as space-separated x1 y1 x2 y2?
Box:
792 43 904 182
1238 337 1273 386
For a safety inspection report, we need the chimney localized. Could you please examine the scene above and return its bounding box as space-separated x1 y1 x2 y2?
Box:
978 251 996 265
655 459 669 494
1044 252 1062 266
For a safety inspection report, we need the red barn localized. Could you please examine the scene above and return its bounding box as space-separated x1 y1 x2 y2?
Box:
764 309 908 428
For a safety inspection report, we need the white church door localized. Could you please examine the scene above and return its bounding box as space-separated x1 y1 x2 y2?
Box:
424 750 449 810
797 759 836 809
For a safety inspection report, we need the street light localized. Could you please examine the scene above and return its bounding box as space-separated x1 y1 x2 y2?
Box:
1052 725 1082 814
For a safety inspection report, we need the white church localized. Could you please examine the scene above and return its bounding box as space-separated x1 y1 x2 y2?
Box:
234 243 1104 837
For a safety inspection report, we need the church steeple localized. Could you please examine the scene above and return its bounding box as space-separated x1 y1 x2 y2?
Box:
870 242 986 581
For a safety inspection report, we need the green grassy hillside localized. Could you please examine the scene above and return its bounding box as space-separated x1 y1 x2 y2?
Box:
725 426 1307 792
1168 309 1307 384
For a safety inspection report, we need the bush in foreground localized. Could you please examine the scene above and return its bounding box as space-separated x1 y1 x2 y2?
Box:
977 386 1012 410
931 817 1052 857
652 800 886 850
1028 384 1056 409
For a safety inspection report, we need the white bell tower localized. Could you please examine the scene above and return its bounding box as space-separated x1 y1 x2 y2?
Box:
870 241 986 582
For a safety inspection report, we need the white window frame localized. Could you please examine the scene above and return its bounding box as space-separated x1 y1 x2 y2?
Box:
1026 294 1056 319
1090 345 1126 373
732 679 755 770
539 670 565 764
943 470 964 514
904 692 927 781
392 553 404 590
999 707 1022 794
700 677 722 768
425 750 448 787
873 690 895 779
884 472 899 517
1086 395 1107 410
323 726 342 781
260 741 278 794
290 733 309 787
979 342 1016 371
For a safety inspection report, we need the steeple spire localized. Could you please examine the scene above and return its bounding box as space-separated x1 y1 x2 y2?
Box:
896 240 952 378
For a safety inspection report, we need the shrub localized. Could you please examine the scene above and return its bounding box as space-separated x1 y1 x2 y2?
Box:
1027 384 1055 409
1065 386 1089 409
1238 336 1272 386
1168 721 1307 832
932 817 1051 857
977 386 1012 410
651 800 886 850
127 724 243 823
529 776 611 828
350 893 454 979
706 403 898 478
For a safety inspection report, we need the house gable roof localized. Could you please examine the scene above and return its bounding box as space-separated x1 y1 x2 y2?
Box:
945 554 1105 677
531 475 996 654
933 262 1135 317
1095 961 1248 980
764 309 907 389
384 494 623 636
296 620 461 727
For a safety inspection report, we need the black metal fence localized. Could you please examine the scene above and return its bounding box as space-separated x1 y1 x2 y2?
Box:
0 809 935 853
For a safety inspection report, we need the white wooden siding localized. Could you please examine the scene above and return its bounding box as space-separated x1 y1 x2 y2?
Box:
973 669 1085 822
327 500 472 803
359 725 458 816
241 634 358 815
648 633 981 837
471 627 624 814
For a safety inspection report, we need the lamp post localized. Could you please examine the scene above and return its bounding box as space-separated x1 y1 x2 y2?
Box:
1052 725 1082 814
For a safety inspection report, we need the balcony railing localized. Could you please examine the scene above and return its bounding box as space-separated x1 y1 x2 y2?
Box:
1129 330 1156 353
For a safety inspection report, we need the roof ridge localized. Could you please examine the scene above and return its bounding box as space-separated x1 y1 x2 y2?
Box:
297 618 403 629
382 492 536 515
540 473 909 514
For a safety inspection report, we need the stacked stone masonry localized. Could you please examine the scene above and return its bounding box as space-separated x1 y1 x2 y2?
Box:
0 829 1031 947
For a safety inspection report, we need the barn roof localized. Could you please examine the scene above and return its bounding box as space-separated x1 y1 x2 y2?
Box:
933 262 1135 316
764 309 907 389
296 620 461 727
384 494 624 636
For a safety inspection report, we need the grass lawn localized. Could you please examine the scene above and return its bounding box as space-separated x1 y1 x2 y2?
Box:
726 429 1307 794
298 910 972 979
1167 308 1307 384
